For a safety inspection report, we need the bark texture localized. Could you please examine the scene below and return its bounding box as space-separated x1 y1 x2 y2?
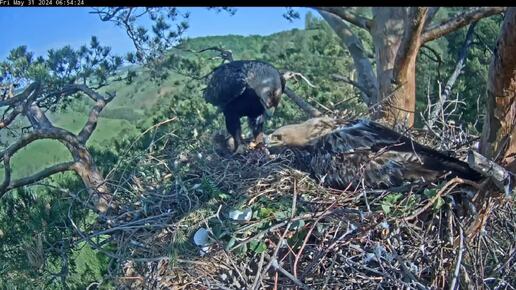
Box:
480 8 516 172
317 7 506 128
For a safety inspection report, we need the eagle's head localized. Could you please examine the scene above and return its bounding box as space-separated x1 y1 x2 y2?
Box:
267 116 336 147
259 87 283 117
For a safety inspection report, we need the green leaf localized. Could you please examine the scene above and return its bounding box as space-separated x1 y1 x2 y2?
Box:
216 192 230 200
225 237 236 251
381 204 391 215
384 193 403 203
258 207 274 218
274 210 288 221
292 219 305 230
433 196 445 211
423 188 438 198
249 240 267 254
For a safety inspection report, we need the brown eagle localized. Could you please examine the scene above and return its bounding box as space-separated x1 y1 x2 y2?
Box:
267 117 482 189
204 60 285 153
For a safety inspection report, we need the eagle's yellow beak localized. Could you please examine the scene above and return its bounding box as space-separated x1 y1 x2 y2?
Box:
265 132 284 147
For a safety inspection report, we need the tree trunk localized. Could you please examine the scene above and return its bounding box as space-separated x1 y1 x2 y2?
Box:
370 8 406 124
480 8 516 172
381 52 418 127
74 160 112 213
66 142 112 213
318 9 379 105
371 7 427 127
318 7 504 129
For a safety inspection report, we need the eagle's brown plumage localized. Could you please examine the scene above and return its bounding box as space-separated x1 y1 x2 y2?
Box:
267 117 482 189
204 60 285 153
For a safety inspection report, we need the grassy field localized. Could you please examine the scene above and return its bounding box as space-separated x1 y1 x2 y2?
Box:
1 68 184 180
1 30 309 180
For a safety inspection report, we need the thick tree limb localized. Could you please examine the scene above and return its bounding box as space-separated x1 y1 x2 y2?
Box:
422 7 505 43
0 82 40 107
0 107 21 129
0 82 115 213
2 161 76 195
0 126 111 212
284 87 321 118
0 155 11 194
51 84 113 102
78 98 108 144
393 7 428 80
468 150 513 195
331 73 372 101
1 129 81 164
317 7 372 30
26 104 52 129
318 9 379 105
427 22 477 129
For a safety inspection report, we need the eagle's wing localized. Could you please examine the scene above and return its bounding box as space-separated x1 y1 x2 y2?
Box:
203 62 248 107
309 119 480 189
313 119 410 154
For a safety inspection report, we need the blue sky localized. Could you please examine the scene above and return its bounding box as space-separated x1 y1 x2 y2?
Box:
0 7 312 59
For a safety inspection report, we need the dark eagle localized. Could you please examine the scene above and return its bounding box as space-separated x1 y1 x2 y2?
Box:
267 117 482 189
204 60 286 153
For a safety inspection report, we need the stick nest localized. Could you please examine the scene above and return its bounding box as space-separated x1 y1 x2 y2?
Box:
82 120 514 290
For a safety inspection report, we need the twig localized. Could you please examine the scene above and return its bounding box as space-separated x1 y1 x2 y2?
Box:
283 71 317 88
293 202 336 278
231 209 336 251
403 178 463 222
449 227 465 290
251 251 266 290
270 259 311 290
253 222 292 290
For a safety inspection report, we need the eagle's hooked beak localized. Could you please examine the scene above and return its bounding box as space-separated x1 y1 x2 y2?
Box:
264 106 275 118
259 95 276 118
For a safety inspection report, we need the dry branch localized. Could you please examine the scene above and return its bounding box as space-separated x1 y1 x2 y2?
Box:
467 150 513 195
283 87 322 118
317 9 379 105
195 46 234 63
422 7 506 43
6 162 76 192
427 22 477 129
0 81 40 107
317 7 372 30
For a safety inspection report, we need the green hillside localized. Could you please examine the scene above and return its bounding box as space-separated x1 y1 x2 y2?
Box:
4 26 360 179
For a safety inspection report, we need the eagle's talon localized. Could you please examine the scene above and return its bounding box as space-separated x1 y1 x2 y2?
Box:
233 144 247 155
253 142 265 150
